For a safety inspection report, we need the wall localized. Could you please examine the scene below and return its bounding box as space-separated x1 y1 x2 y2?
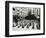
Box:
0 0 46 38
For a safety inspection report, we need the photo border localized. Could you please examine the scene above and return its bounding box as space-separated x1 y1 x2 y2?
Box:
5 1 45 37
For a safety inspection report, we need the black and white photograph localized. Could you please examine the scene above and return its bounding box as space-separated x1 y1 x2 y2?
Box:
5 1 45 37
12 7 40 31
